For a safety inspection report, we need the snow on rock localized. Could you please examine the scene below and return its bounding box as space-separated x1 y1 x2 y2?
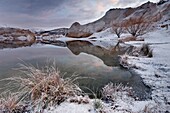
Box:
66 21 105 38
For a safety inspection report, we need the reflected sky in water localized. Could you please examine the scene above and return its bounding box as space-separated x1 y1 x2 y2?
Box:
0 42 151 100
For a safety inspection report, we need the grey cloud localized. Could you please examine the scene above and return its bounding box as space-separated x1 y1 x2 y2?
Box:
0 0 66 15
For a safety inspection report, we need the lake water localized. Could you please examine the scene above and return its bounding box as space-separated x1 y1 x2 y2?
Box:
0 40 151 100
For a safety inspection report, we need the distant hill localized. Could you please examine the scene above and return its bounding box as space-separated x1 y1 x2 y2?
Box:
0 27 36 48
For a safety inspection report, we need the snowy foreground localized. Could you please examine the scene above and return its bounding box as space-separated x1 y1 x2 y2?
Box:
44 27 170 113
124 28 170 112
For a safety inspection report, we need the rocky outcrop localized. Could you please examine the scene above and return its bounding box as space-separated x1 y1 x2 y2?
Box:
67 1 170 38
66 21 105 38
0 28 36 46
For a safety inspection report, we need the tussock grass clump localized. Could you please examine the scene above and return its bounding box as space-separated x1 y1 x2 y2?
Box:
140 43 153 57
119 54 129 69
101 83 133 102
3 64 82 110
128 43 153 57
0 92 27 113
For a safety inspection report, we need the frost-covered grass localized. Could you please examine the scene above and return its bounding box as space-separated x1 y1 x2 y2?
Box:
44 82 158 113
0 92 24 113
0 64 82 112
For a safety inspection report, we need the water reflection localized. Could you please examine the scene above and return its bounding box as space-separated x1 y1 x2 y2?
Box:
66 40 128 66
0 40 150 100
0 43 32 49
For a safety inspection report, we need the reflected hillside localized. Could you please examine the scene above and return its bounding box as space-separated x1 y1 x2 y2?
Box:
66 40 130 67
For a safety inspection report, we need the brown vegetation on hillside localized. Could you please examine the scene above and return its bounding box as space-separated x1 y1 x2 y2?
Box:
124 15 152 37
111 12 161 38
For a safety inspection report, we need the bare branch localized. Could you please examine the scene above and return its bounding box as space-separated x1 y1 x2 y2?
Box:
112 21 125 38
124 15 153 37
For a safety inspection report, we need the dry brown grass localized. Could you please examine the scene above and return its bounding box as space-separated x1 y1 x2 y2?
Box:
101 83 133 101
127 43 153 58
0 92 23 113
2 64 82 110
119 36 137 42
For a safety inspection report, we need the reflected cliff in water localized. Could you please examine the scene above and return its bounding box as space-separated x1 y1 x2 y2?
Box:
66 40 130 67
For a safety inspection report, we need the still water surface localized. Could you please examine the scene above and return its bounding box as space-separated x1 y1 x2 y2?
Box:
0 41 151 99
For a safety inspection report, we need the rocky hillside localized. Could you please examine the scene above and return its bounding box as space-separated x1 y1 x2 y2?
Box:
66 0 170 38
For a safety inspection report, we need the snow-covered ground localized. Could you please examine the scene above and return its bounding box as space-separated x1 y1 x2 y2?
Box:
124 27 170 112
44 90 156 113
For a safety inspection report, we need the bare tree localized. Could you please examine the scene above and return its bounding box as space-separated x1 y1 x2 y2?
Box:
124 15 152 37
112 22 124 38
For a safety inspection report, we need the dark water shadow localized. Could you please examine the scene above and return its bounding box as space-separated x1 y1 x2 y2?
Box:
66 40 127 66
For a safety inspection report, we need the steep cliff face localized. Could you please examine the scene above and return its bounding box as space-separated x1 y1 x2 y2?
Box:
67 1 170 38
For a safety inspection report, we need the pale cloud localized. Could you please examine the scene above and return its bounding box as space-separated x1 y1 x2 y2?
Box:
97 2 105 12
110 0 119 3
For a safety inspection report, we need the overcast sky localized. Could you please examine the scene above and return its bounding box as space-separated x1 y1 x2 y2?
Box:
0 0 159 30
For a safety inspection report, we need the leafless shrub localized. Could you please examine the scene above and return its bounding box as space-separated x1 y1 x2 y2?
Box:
112 21 125 38
124 15 152 37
